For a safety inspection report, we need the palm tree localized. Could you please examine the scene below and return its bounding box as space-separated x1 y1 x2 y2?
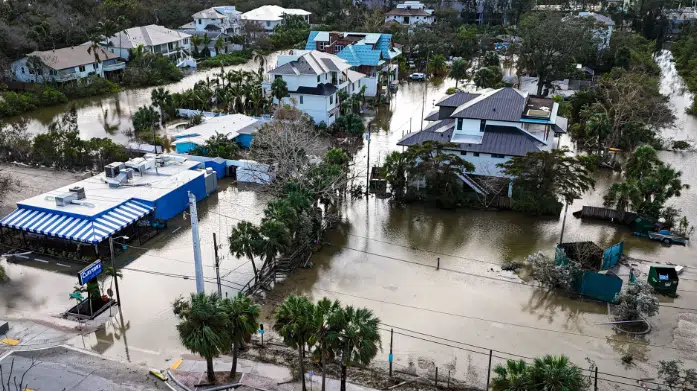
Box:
603 181 640 212
222 293 260 379
215 36 225 56
274 296 315 391
428 54 447 77
173 293 228 383
257 220 292 270
527 355 586 391
229 221 261 283
271 77 289 106
202 33 213 57
253 50 267 71
310 298 343 391
151 87 171 127
191 35 203 57
335 306 381 391
130 44 146 61
448 59 468 88
492 360 529 391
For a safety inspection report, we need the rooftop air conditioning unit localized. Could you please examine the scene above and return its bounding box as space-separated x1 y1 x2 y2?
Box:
105 163 121 178
69 186 86 200
55 192 78 207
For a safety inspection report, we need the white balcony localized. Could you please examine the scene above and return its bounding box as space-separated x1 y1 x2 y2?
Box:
103 62 126 72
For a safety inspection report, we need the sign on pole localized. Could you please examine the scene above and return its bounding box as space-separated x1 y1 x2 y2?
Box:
78 260 103 285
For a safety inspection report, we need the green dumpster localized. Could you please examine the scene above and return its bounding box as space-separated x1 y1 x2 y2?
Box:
648 266 679 297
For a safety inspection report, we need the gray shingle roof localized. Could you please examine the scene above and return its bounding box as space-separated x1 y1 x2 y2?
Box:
451 88 527 122
436 92 480 107
425 109 440 121
269 50 350 76
294 83 338 96
397 125 541 156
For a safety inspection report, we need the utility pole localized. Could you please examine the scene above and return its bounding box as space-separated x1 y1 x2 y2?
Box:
421 51 430 132
189 191 205 293
109 236 123 309
389 328 394 378
213 233 222 297
366 122 371 197
559 202 569 245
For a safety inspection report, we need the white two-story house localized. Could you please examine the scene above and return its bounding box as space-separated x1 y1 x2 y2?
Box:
263 50 366 126
101 25 192 63
241 5 311 32
11 44 125 83
398 88 568 194
385 1 435 25
305 31 401 97
190 6 241 34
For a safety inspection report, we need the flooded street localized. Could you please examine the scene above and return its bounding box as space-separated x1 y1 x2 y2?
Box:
2 50 696 388
4 52 281 143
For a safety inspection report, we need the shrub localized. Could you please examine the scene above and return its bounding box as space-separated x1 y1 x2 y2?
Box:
58 76 120 99
526 251 580 292
198 50 252 68
121 53 184 87
613 281 659 321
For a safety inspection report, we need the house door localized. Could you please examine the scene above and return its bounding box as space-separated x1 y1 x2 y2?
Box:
404 16 410 24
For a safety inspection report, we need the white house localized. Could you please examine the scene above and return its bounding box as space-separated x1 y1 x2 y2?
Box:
190 6 241 35
101 25 192 62
263 50 366 126
305 31 401 97
397 88 568 194
576 12 615 50
241 5 311 32
11 44 125 83
385 1 435 25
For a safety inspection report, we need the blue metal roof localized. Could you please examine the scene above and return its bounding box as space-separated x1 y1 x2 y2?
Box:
337 45 381 66
306 31 399 66
0 200 153 244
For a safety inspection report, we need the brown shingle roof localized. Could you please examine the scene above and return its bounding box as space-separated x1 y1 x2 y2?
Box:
27 44 119 71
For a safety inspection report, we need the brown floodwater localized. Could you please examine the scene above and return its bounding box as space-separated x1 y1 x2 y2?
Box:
3 52 281 142
1 50 695 388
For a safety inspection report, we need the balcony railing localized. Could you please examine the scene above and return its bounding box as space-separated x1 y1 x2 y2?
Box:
103 62 126 72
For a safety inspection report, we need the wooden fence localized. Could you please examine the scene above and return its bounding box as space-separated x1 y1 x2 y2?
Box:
573 206 637 224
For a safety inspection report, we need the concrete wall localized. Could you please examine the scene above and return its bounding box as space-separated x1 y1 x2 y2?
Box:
153 173 207 220
235 134 254 148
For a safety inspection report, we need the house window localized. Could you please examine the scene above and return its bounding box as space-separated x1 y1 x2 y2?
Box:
480 120 486 132
491 154 505 158
168 42 175 51
79 65 86 72
457 118 463 130
183 38 189 44
335 45 344 52
325 74 328 80
21 67 25 74
473 152 480 157
299 96 304 104
198 19 202 24
275 75 282 80
266 21 271 27
330 95 334 105
317 75 320 83
460 151 467 156
319 41 328 50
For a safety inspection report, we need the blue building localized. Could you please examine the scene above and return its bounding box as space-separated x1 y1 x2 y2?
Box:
0 155 217 258
173 114 263 153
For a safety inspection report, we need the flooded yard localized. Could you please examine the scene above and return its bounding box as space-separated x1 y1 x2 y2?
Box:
1 50 696 388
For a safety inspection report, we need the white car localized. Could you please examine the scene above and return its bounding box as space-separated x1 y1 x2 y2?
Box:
409 73 426 81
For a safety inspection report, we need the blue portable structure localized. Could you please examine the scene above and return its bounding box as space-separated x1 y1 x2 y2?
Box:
172 114 263 154
555 241 624 303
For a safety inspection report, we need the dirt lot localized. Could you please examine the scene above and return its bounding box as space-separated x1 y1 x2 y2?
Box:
0 163 88 216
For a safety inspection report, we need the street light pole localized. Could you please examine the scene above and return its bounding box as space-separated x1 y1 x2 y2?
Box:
109 236 122 308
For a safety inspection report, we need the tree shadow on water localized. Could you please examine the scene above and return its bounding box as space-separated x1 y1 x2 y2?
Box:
520 288 606 333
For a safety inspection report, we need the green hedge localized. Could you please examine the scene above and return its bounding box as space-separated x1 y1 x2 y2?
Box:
121 53 184 87
198 50 253 68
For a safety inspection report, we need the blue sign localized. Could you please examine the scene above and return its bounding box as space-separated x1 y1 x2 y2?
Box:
78 260 103 285
388 353 393 363
259 329 265 335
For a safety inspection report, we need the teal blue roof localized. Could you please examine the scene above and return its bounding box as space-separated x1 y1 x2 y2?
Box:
305 31 401 67
337 45 381 66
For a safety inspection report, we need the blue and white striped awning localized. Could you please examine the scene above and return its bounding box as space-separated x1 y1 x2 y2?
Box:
0 200 153 244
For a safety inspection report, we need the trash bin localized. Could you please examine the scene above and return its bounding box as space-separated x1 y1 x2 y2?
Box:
648 266 679 297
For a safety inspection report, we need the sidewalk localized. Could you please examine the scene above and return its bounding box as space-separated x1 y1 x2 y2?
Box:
171 357 378 391
0 318 80 352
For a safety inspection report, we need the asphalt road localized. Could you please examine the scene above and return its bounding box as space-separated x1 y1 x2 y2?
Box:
0 346 171 391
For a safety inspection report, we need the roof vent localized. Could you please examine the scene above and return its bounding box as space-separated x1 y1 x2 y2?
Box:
69 186 86 200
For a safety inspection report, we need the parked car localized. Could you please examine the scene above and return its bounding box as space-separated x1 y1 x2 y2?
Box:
409 73 426 81
648 230 689 245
